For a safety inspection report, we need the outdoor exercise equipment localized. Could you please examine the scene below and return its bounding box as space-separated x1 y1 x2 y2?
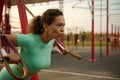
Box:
0 35 28 79
0 0 82 80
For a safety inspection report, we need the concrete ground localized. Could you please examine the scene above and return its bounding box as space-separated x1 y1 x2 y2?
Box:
38 47 120 80
0 47 120 80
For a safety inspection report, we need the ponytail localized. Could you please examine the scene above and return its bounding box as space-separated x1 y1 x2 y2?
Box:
28 8 63 34
28 15 44 34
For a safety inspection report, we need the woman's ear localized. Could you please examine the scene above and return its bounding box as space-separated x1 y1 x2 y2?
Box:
43 23 48 31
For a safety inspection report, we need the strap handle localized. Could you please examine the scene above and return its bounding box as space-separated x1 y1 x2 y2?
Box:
0 35 28 79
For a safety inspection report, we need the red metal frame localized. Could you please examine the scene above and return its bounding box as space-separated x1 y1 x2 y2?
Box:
106 0 109 56
90 0 95 62
16 0 28 34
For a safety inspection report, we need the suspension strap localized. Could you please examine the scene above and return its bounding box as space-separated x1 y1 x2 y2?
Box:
4 59 28 80
0 35 3 61
0 35 28 80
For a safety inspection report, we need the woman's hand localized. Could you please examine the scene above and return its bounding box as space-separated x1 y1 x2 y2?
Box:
4 53 21 64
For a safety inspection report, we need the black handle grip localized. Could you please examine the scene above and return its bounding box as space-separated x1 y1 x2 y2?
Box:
4 57 10 62
0 57 9 63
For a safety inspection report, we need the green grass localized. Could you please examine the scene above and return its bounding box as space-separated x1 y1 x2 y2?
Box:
63 40 111 47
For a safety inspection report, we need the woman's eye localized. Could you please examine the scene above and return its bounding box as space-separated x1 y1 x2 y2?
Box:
57 23 65 27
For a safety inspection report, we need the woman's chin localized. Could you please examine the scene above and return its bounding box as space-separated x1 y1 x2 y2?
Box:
54 35 63 39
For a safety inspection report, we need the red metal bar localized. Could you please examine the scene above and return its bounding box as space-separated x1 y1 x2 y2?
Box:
4 0 11 34
90 0 95 62
81 31 85 48
0 0 4 24
4 0 11 53
114 26 116 50
59 35 64 44
16 0 28 34
74 34 78 48
118 27 119 49
106 0 109 56
67 34 70 47
4 14 11 34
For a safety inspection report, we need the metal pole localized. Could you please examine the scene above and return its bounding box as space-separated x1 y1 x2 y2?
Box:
16 0 28 34
106 0 109 56
90 0 95 62
115 25 116 50
111 24 113 51
118 27 120 49
117 27 119 49
100 0 102 58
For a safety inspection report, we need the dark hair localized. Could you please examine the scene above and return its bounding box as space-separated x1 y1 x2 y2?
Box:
28 8 63 34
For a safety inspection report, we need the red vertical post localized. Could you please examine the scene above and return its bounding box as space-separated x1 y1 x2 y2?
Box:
111 24 113 51
114 26 116 50
106 0 109 56
16 0 28 34
81 31 85 48
67 34 70 47
4 0 11 34
90 0 95 62
118 27 119 49
74 27 78 48
0 0 4 24
74 34 78 48
0 0 4 58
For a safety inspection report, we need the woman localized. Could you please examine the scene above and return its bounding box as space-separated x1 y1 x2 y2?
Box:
0 8 65 80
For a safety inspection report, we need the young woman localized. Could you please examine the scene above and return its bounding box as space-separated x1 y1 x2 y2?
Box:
0 8 65 80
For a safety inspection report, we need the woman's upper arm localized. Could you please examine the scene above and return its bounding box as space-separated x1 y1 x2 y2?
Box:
4 34 18 46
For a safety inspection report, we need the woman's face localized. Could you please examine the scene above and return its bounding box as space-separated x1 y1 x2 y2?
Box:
46 15 65 39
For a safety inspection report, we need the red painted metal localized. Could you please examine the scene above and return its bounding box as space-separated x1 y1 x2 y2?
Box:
16 0 28 34
4 14 11 34
106 0 109 56
81 31 85 48
90 0 96 62
74 34 78 48
90 0 95 62
114 26 117 50
67 34 70 47
0 0 4 24
118 27 119 48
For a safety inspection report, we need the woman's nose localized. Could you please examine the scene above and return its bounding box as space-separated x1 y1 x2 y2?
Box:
60 27 64 33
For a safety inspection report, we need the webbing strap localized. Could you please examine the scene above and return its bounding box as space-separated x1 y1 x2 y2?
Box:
2 35 19 54
0 35 2 59
0 35 28 79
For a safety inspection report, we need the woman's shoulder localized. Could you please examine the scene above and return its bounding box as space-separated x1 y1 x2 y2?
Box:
17 33 35 39
17 33 36 46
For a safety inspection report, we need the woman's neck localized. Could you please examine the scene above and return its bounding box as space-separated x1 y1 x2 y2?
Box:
40 33 51 43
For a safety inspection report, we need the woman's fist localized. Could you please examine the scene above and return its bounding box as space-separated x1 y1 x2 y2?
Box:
4 53 21 64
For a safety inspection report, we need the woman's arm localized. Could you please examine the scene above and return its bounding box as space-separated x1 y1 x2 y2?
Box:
2 34 18 47
0 34 20 64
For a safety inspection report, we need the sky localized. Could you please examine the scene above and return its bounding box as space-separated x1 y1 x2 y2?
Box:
9 0 120 34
